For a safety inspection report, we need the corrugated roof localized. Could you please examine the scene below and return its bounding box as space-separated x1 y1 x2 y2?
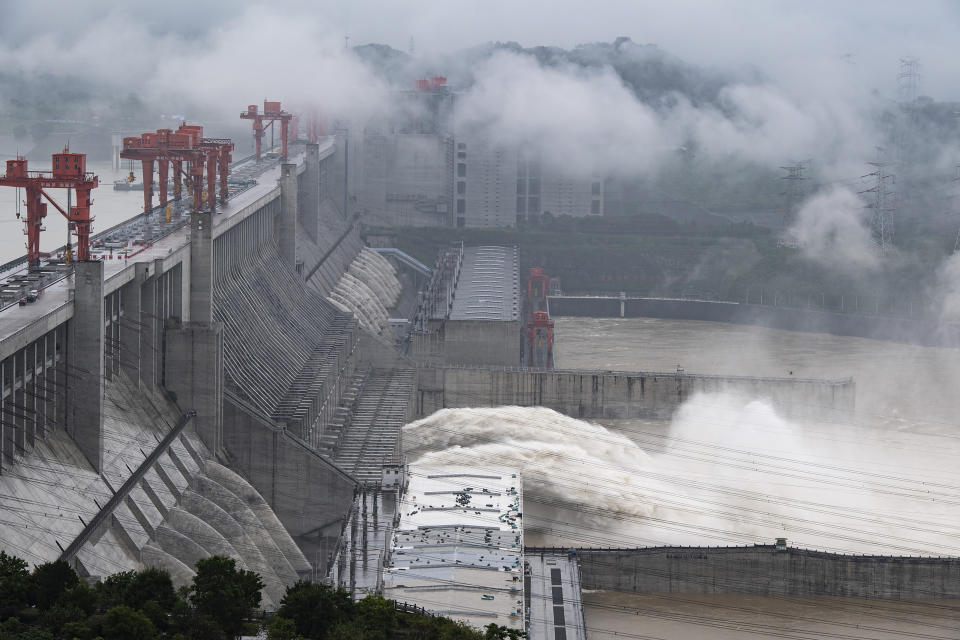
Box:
448 246 519 322
383 466 525 630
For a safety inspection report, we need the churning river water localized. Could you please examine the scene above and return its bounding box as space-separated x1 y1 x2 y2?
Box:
404 316 960 638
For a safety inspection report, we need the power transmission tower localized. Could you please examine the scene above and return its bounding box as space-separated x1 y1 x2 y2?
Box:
895 58 921 168
861 148 896 253
898 57 922 104
780 160 808 227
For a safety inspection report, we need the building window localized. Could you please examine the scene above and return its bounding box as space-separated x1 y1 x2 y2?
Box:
517 180 526 195
457 163 466 177
457 199 466 214
457 216 466 227
517 197 526 214
528 178 540 195
457 181 466 195
457 151 466 159
457 142 466 150
591 199 601 214
528 196 540 213
591 181 601 196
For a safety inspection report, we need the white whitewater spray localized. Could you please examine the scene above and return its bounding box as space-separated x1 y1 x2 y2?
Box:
353 248 400 307
328 248 401 337
403 394 960 555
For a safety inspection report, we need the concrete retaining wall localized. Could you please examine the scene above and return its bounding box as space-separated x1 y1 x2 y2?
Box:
549 296 960 347
222 394 356 573
571 546 960 598
416 366 854 419
442 319 523 367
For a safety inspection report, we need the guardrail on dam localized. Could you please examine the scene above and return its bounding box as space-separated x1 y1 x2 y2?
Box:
549 295 960 346
416 365 855 419
556 545 960 598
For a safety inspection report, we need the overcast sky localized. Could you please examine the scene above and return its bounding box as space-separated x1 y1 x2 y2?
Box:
3 0 960 100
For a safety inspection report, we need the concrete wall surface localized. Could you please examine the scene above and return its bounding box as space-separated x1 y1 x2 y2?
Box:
417 366 854 419
573 546 960 599
443 320 522 366
222 395 356 572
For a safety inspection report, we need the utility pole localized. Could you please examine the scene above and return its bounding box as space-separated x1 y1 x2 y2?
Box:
860 147 896 253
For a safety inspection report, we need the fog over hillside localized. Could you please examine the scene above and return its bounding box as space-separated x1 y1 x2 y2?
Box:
3 1 960 310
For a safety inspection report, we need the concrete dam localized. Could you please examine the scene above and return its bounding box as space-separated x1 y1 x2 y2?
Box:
0 133 949 635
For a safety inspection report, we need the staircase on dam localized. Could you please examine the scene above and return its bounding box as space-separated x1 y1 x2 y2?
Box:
214 243 358 446
325 368 416 484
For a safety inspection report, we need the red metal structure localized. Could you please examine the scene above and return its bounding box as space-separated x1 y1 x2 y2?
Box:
415 76 447 91
305 108 323 143
527 266 550 309
525 267 555 367
121 124 233 214
526 310 554 367
0 149 99 268
240 100 293 161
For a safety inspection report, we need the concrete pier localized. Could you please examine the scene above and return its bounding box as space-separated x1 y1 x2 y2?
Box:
165 323 224 455
189 211 213 323
279 163 298 270
67 261 104 473
302 143 321 242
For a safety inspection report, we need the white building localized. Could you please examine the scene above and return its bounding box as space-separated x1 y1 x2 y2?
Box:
382 466 525 632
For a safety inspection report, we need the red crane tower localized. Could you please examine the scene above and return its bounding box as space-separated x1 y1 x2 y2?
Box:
527 266 550 311
526 311 554 368
0 148 99 268
525 267 554 367
177 123 234 209
240 100 293 161
305 107 323 143
121 124 233 214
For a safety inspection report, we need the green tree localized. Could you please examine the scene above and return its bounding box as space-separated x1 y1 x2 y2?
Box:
37 603 86 637
351 596 395 640
189 556 262 640
30 561 78 611
0 552 31 620
276 581 353 639
101 605 155 640
128 568 176 612
266 616 303 640
95 572 135 611
484 624 525 639
96 568 176 630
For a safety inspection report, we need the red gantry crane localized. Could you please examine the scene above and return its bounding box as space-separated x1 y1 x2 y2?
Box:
525 267 555 368
240 100 293 161
121 124 233 214
0 148 99 269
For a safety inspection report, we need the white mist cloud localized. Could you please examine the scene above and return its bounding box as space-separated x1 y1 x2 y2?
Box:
932 251 960 324
453 50 879 181
149 8 391 125
0 5 391 129
787 186 880 273
453 52 668 177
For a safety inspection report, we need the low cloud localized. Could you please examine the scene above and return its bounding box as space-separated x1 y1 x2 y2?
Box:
787 186 880 274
